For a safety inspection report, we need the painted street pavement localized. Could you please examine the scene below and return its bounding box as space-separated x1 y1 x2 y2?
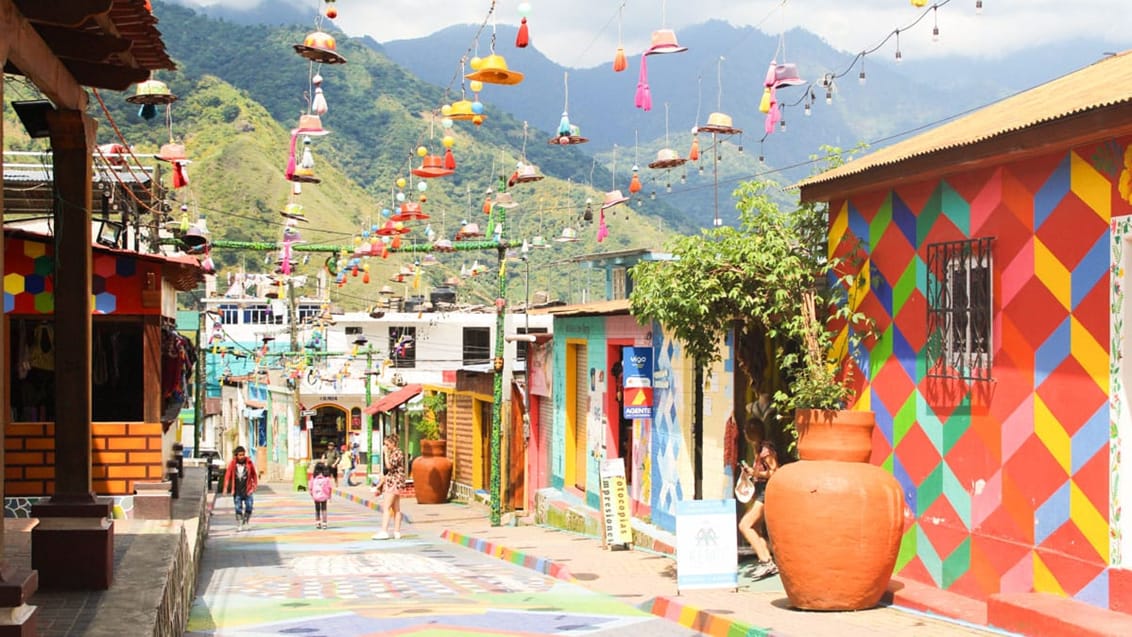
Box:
187 486 699 636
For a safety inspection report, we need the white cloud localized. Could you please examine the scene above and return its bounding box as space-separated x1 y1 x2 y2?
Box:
169 0 1129 68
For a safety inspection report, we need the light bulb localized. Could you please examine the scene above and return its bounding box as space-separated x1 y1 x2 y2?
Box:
825 88 833 105
779 118 786 132
895 49 902 62
680 174 686 184
737 145 744 154
858 69 866 85
804 102 812 116
975 0 983 14
665 183 672 193
649 191 656 201
932 26 939 41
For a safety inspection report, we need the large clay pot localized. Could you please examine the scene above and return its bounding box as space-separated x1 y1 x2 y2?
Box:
412 439 453 504
794 408 874 462
764 409 904 611
765 459 904 610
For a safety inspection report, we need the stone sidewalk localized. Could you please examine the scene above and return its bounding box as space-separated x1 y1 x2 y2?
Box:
334 481 1014 637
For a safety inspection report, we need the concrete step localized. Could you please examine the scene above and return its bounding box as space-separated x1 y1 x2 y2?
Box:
988 592 1132 637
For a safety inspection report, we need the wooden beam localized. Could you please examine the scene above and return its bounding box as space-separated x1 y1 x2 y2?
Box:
12 0 111 28
0 0 87 110
63 58 149 91
33 23 132 61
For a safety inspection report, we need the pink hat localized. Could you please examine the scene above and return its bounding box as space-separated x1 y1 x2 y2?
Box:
600 190 629 211
644 29 687 55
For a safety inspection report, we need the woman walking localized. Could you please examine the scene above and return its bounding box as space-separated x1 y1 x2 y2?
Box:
372 434 406 540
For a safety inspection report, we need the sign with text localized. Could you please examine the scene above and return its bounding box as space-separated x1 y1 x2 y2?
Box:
621 346 654 419
675 499 738 591
599 458 633 549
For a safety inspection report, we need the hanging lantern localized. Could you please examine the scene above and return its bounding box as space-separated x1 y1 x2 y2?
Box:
688 135 700 161
628 169 642 194
613 47 627 72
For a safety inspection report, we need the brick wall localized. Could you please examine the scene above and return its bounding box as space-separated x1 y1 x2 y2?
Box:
5 422 166 495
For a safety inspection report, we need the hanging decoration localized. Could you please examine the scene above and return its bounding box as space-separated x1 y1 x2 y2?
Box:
324 0 338 19
549 72 588 145
443 60 488 126
516 2 531 48
612 2 628 72
697 58 743 228
126 76 176 121
511 121 544 185
465 7 525 85
294 30 346 65
649 104 688 194
636 0 688 112
759 26 806 136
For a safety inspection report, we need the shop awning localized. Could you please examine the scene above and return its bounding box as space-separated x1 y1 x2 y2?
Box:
364 384 422 415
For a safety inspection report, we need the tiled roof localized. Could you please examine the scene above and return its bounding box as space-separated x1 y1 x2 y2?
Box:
795 50 1132 192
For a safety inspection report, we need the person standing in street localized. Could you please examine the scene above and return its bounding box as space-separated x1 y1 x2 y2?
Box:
372 434 406 540
738 439 779 579
310 462 333 529
323 441 342 487
223 445 258 532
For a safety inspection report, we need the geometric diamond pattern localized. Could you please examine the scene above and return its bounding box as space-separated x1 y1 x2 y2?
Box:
849 141 1126 610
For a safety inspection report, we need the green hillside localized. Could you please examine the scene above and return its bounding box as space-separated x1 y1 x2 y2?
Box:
5 2 689 309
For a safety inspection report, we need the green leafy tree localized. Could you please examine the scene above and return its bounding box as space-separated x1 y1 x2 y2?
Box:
629 149 874 447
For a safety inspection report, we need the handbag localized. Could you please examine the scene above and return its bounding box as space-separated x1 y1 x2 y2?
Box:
734 460 755 504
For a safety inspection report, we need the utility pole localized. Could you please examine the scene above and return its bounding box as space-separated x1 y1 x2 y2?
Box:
364 347 374 480
289 278 304 461
194 306 205 457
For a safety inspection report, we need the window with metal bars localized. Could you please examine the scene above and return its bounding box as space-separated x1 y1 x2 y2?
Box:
926 237 993 380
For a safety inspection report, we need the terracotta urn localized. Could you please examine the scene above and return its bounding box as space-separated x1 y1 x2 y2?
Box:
764 409 904 611
411 439 453 504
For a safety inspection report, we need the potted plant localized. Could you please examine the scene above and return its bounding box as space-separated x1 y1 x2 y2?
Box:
630 161 902 611
411 390 453 503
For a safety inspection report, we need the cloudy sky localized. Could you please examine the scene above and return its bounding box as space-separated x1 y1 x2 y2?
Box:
174 0 1128 68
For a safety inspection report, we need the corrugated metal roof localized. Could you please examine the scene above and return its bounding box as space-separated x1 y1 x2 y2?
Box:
795 49 1132 191
533 298 632 317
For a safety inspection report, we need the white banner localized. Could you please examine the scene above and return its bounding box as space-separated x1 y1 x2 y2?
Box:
675 499 738 591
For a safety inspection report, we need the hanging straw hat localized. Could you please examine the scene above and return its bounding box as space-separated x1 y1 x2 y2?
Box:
773 63 806 88
464 53 524 85
293 114 330 136
514 163 545 183
156 142 187 162
493 192 519 209
555 227 580 242
126 79 177 105
648 148 687 169
600 190 629 211
644 29 688 55
293 31 347 64
697 112 742 135
280 202 309 222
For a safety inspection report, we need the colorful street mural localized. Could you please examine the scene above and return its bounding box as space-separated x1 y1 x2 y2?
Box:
842 137 1132 611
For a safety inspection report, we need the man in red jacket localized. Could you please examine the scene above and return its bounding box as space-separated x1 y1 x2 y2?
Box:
223 446 259 532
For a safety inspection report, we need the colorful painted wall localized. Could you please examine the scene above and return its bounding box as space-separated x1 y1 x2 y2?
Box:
840 136 1132 611
4 236 163 315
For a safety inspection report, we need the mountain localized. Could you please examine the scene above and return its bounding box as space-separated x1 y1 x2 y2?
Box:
6 2 689 310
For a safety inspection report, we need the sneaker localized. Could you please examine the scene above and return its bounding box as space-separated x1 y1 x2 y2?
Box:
236 520 244 533
372 530 390 540
393 531 402 540
315 522 322 529
749 560 776 580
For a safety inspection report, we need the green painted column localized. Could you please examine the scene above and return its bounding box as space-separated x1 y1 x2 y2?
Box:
365 347 374 480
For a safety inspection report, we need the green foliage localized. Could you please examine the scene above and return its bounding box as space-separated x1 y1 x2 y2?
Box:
415 391 448 440
629 148 875 444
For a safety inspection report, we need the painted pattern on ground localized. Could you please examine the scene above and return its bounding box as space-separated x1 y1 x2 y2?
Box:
188 487 698 636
